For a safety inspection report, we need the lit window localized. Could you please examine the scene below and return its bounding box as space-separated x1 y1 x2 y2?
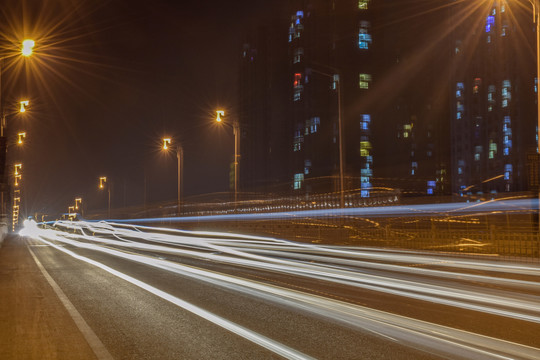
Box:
427 181 436 195
293 73 303 101
358 0 369 9
455 40 461 55
308 117 320 133
504 164 513 180
360 114 371 131
359 73 372 89
486 15 494 32
358 21 372 49
293 173 304 190
293 128 303 151
293 73 302 88
293 48 304 64
332 74 339 90
501 80 511 108
304 160 311 175
473 78 481 94
360 140 371 157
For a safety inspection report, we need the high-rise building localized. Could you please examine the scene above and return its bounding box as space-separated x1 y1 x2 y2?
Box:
238 9 290 193
287 0 378 196
240 0 474 197
449 0 537 195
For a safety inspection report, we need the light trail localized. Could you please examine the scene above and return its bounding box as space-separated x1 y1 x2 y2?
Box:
40 220 540 322
80 198 538 223
21 220 540 359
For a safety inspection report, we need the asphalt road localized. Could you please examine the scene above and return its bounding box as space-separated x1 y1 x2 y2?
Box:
19 220 540 359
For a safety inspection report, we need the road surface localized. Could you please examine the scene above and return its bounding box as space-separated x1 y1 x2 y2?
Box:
17 220 540 359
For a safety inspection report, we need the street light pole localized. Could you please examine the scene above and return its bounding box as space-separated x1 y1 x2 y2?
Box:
99 177 110 218
176 144 183 215
216 111 239 204
162 138 183 215
310 68 345 208
233 120 239 205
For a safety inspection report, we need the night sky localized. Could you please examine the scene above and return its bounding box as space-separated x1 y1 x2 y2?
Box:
1 0 270 216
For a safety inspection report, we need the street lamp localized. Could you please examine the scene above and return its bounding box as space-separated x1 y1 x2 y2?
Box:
162 137 183 215
21 40 35 57
310 68 345 208
17 132 26 145
74 197 83 217
19 100 29 113
215 110 240 204
99 176 111 218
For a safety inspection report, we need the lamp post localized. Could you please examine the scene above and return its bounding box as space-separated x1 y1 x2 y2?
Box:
17 132 26 144
99 176 110 218
162 138 183 215
310 68 344 208
74 197 83 218
216 110 239 204
0 39 35 232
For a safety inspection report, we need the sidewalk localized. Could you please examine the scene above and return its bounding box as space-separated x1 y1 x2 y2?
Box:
0 235 98 360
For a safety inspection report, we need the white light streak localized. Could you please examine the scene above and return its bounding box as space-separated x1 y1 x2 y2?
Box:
21 220 540 359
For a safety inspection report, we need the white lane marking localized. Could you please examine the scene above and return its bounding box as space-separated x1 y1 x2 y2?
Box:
33 236 314 360
34 229 540 359
27 243 114 360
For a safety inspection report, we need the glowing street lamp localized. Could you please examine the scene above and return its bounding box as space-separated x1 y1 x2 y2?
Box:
18 132 26 145
14 163 22 175
162 137 183 214
19 100 29 113
162 138 171 150
14 174 21 186
75 197 82 210
99 176 107 189
216 110 224 123
21 39 35 57
215 110 240 204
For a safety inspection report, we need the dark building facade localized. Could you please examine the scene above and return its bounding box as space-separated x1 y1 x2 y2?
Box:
238 9 290 194
449 0 537 195
286 0 378 196
239 0 539 199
